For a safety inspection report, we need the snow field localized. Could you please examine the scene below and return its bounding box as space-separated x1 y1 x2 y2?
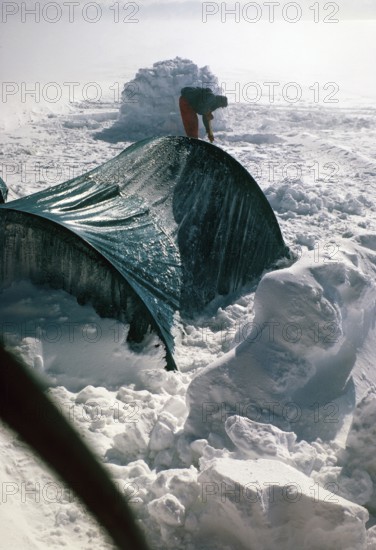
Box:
1 63 376 548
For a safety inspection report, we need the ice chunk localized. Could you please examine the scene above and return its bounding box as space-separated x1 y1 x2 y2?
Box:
148 493 185 527
198 457 368 550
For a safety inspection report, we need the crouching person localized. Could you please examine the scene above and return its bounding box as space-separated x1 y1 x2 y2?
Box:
179 87 228 142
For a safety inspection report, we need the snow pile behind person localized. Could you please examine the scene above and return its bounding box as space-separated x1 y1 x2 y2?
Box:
96 57 227 142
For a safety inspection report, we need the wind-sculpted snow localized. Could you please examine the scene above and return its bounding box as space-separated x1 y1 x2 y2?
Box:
0 136 288 370
185 238 376 444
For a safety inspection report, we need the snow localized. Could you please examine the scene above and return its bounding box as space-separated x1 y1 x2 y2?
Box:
0 281 167 391
185 240 376 449
97 58 227 142
1 46 376 550
197 457 368 550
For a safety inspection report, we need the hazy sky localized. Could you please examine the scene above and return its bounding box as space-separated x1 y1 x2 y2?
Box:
109 1 376 20
0 0 375 107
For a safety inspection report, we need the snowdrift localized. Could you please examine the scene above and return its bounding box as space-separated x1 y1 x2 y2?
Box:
185 239 376 444
0 136 288 370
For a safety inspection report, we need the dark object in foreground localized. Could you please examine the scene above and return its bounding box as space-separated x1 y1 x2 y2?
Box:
0 345 150 550
0 137 288 369
0 177 8 204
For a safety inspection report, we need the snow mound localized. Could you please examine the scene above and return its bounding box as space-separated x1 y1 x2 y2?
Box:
185 239 376 444
96 57 227 142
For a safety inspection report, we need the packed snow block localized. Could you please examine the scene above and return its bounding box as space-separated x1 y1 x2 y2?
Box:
345 387 376 476
185 240 376 442
96 57 227 142
0 136 287 370
197 457 368 550
341 387 376 510
0 177 8 204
